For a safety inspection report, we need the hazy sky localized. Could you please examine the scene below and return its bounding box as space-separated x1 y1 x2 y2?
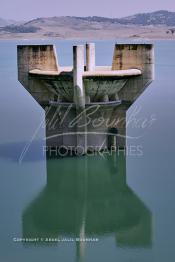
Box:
1 0 175 20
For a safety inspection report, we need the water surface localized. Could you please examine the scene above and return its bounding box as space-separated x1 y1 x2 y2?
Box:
0 40 175 262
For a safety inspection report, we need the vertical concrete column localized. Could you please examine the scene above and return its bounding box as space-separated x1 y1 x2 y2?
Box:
73 45 87 154
73 45 85 109
86 43 95 71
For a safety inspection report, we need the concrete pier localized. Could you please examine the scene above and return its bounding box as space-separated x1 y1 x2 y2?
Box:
86 43 95 72
73 45 87 154
17 43 154 155
73 45 85 109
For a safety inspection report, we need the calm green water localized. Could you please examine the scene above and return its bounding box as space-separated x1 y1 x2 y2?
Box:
0 40 175 262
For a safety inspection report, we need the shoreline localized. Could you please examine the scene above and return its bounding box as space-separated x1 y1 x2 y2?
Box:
1 24 175 41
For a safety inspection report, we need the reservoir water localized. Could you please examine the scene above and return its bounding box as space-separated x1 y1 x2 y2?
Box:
0 39 175 261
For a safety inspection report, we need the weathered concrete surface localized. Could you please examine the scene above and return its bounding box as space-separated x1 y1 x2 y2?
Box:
86 43 95 72
73 45 87 154
112 44 154 102
17 43 154 154
29 68 142 77
17 45 59 105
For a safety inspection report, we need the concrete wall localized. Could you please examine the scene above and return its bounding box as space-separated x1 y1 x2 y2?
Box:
112 44 154 103
17 45 59 105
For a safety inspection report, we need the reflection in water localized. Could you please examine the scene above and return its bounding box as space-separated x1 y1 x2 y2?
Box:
23 153 152 261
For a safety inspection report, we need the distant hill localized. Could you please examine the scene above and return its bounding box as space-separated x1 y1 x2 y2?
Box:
1 10 175 29
117 10 175 26
75 10 175 26
7 10 175 31
1 10 175 39
23 16 108 30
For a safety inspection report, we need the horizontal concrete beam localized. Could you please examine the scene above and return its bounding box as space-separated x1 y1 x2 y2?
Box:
29 68 142 77
83 69 141 77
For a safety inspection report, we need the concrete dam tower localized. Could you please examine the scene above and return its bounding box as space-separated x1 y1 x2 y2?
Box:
17 43 154 155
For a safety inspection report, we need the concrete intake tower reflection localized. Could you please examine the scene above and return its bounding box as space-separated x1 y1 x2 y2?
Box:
23 153 152 261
